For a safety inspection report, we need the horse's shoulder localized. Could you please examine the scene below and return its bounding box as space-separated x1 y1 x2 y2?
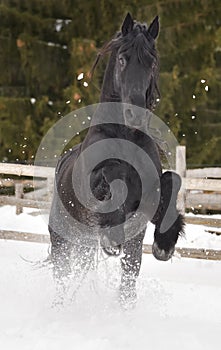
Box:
55 144 81 175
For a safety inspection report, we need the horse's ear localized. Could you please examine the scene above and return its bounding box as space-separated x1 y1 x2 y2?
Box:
121 13 134 36
147 15 159 39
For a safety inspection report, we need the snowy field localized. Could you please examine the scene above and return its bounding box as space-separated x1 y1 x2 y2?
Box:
1 205 221 350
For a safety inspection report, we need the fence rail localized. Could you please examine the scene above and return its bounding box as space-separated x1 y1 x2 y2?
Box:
0 196 49 209
184 178 221 192
0 163 55 178
186 167 221 178
185 216 221 228
0 229 220 260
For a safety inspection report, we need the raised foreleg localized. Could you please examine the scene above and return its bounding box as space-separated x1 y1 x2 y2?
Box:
151 171 185 261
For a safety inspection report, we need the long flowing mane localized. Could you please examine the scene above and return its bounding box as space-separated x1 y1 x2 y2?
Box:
90 21 160 110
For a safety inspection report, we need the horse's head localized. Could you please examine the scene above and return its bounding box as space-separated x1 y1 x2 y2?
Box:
91 13 160 128
114 13 160 127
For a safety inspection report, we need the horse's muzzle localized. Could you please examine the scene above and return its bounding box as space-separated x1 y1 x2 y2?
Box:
124 108 144 128
152 241 175 261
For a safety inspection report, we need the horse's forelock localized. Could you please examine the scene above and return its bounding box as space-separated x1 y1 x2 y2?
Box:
90 22 157 73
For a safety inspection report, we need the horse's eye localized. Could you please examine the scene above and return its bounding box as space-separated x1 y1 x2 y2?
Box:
119 56 126 68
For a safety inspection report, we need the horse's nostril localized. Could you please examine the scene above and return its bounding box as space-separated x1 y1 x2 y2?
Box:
124 109 142 128
125 109 134 120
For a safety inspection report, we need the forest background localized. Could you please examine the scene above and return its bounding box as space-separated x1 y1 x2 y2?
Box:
0 0 220 167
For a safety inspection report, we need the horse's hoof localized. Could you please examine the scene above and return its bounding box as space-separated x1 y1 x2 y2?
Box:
152 241 174 261
102 245 122 257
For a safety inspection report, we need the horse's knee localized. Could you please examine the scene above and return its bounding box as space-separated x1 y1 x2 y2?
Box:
161 171 181 194
121 231 145 277
152 171 181 225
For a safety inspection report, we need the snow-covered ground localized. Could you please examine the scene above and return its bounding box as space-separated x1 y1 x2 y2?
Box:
0 205 221 350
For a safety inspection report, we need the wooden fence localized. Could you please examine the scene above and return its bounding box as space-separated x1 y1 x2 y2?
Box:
175 146 221 230
0 146 220 220
0 162 54 213
0 147 221 260
175 146 221 213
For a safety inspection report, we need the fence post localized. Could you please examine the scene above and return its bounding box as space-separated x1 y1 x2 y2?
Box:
176 146 186 214
47 177 54 202
15 181 24 215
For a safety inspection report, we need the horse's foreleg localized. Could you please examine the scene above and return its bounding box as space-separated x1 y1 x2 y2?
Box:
49 227 72 280
120 230 145 307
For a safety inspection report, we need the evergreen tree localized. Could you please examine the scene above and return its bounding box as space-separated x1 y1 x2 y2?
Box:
137 0 221 166
0 0 220 166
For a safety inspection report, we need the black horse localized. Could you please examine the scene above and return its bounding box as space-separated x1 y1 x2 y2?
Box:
49 13 184 306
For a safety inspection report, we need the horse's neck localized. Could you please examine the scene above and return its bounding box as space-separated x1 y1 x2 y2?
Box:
81 51 122 152
100 51 120 103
